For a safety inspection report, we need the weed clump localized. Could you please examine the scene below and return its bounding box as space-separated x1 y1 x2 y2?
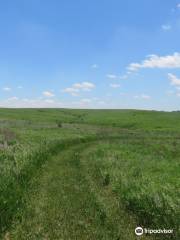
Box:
56 120 62 128
102 173 110 186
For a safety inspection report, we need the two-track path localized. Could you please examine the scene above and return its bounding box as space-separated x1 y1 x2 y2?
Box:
6 141 151 240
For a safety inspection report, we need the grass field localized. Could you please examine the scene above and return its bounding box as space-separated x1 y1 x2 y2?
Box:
0 108 179 239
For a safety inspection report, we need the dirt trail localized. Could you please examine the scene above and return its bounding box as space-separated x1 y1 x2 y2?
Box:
6 142 152 240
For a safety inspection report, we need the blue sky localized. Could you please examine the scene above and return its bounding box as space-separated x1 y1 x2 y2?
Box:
1 0 180 110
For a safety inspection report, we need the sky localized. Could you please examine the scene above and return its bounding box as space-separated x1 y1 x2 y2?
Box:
1 0 180 110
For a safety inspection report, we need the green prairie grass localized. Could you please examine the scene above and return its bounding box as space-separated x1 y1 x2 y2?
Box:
0 108 179 239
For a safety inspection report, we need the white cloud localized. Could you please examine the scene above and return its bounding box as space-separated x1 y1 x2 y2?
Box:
42 91 55 97
128 53 180 71
167 74 180 98
72 82 95 91
91 64 99 69
168 73 180 86
177 3 180 8
106 74 118 79
134 94 151 100
7 96 19 101
0 98 62 108
2 87 11 91
161 24 171 31
63 82 95 96
110 83 121 88
63 87 79 96
63 87 79 93
106 74 128 80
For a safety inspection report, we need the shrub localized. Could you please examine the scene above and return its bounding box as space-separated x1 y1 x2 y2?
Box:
56 120 62 128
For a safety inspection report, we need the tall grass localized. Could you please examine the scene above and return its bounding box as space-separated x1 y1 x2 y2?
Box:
0 135 102 235
84 137 180 239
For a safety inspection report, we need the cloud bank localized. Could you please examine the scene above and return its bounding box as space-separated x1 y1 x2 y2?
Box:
128 53 180 71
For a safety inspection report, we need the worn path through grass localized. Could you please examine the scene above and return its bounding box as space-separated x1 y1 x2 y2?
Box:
6 141 152 240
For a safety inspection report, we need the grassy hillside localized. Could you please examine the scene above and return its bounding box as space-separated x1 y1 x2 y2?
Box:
0 108 179 239
1 108 180 130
